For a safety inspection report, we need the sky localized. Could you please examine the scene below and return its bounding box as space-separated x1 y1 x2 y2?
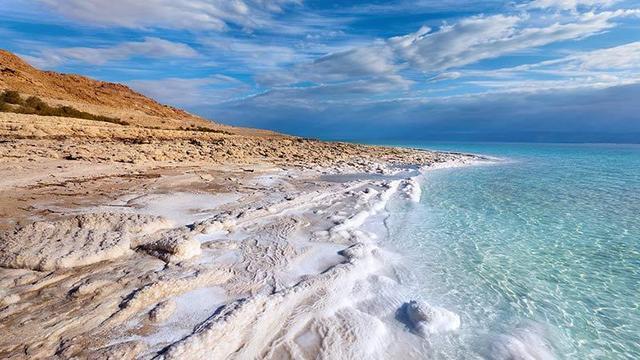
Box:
1 0 640 142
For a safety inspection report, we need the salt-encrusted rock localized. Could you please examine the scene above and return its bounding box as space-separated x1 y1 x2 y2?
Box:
202 218 236 235
401 177 422 203
69 279 115 298
88 340 146 360
403 300 461 336
139 236 201 263
148 299 176 323
338 243 368 260
0 213 171 271
1 293 20 307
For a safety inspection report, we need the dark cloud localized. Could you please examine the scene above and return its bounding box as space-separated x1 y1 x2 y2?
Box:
195 83 640 143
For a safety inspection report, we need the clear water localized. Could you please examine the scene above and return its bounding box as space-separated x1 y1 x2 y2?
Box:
384 143 640 359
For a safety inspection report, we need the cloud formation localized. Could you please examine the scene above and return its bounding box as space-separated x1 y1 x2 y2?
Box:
527 0 617 10
4 0 639 142
128 75 247 106
205 83 640 142
23 37 198 68
567 41 640 69
448 41 640 93
388 10 638 72
39 0 300 30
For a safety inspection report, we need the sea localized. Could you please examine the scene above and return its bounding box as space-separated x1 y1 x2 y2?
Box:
381 142 640 359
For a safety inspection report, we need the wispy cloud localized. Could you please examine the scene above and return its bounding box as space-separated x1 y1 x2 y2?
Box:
128 75 249 106
446 41 640 93
22 37 198 68
527 0 618 10
388 10 639 72
249 8 639 97
38 0 301 30
563 41 640 69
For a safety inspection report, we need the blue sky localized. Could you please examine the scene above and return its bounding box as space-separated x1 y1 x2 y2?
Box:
1 0 640 142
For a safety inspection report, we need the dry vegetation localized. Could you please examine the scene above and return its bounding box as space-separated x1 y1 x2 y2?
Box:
0 90 128 125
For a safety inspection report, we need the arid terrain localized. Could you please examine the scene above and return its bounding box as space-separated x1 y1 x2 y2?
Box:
0 50 479 359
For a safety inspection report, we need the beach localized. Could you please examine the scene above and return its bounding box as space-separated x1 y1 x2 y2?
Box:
0 51 487 358
5 48 637 359
0 115 482 359
2 0 639 353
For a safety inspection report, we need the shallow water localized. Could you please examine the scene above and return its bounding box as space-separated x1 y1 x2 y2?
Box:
383 143 640 359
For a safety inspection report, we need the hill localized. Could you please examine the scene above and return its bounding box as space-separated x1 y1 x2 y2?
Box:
0 49 265 135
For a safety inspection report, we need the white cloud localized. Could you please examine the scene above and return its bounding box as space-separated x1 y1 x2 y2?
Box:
568 41 640 70
303 45 397 81
39 0 300 30
22 37 198 67
433 42 640 95
389 15 520 72
467 75 640 94
260 7 639 91
389 10 639 72
201 37 304 70
328 74 413 93
253 43 406 93
528 0 617 10
484 41 640 75
129 75 249 105
251 8 639 97
237 74 414 113
428 72 462 82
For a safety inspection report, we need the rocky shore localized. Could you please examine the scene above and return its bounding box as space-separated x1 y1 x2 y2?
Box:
0 126 477 358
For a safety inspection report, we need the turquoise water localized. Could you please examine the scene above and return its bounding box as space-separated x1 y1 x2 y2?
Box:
384 143 640 359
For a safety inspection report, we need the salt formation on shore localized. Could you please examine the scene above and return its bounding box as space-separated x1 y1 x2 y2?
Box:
401 177 422 203
0 213 172 271
0 152 482 359
401 300 461 336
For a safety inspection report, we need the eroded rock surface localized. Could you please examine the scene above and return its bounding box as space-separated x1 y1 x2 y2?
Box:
0 213 171 271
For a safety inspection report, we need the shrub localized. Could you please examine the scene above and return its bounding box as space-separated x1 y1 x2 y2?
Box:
25 96 49 111
1 90 23 105
15 106 36 115
0 90 127 125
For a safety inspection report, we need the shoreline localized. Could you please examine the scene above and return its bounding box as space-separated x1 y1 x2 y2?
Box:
0 130 485 358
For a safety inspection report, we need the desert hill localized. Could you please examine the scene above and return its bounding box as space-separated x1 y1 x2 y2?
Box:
0 49 268 135
0 48 441 182
0 49 191 119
